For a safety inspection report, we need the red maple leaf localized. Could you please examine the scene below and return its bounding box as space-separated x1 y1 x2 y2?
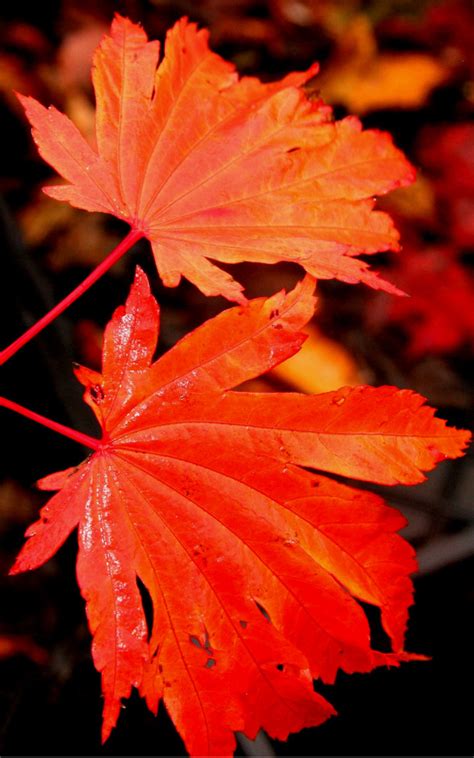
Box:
378 244 474 357
10 268 469 755
18 15 414 302
419 123 474 249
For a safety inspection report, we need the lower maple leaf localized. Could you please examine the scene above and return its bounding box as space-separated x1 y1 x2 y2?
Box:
10 269 470 756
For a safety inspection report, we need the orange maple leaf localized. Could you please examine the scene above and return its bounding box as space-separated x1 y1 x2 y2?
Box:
319 15 448 115
11 268 469 755
19 15 414 302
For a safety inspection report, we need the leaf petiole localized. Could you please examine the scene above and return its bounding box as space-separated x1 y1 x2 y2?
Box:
0 395 101 451
0 228 144 367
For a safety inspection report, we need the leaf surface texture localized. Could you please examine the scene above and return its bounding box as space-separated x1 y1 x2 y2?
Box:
12 269 469 755
20 15 414 301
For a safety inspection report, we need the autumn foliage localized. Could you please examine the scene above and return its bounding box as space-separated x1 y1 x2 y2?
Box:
10 268 469 754
20 15 414 301
0 9 471 758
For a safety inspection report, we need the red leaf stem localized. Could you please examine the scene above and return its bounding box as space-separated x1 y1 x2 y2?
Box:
0 229 143 366
0 395 101 450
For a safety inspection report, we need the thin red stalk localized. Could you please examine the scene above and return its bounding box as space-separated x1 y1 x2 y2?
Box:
0 395 101 451
0 229 144 366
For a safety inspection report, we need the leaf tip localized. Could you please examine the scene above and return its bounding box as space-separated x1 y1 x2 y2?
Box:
8 559 22 576
110 12 144 35
294 273 318 302
132 264 151 291
13 90 28 105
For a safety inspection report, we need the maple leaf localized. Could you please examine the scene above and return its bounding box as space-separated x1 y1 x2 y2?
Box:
18 14 414 302
371 244 474 357
10 268 469 755
319 15 448 115
270 323 364 393
419 123 474 248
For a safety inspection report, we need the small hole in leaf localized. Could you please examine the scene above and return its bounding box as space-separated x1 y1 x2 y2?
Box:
255 601 271 624
136 577 153 643
205 657 216 669
90 384 104 402
189 635 202 648
286 146 301 154
270 309 280 319
239 620 248 629
276 663 284 672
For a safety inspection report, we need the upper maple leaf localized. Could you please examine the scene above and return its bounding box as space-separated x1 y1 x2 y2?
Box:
19 14 414 302
11 268 469 756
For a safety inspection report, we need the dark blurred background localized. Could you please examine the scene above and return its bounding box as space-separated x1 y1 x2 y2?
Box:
0 0 473 755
